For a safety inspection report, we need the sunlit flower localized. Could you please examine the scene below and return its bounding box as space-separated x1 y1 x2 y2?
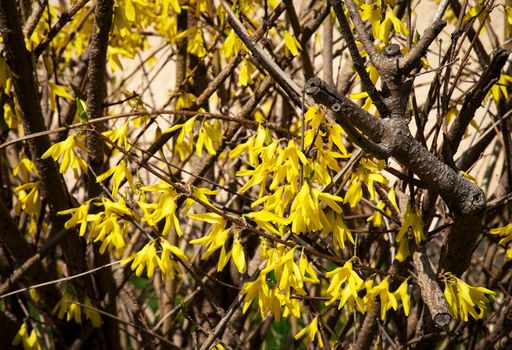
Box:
122 240 158 278
325 260 365 312
489 223 512 259
442 273 495 321
41 133 87 174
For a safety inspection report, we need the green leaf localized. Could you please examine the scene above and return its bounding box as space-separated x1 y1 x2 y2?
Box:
76 98 89 123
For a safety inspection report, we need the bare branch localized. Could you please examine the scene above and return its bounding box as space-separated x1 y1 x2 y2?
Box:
447 49 511 155
343 0 381 66
221 0 303 106
331 0 389 117
412 247 451 327
400 19 447 74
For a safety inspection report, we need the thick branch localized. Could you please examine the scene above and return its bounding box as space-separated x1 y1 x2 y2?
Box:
0 0 86 276
306 78 485 216
306 77 486 275
83 1 121 349
412 247 451 327
86 0 113 197
304 78 385 142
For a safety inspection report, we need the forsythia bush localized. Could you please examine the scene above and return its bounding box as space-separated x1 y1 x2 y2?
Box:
1 0 511 348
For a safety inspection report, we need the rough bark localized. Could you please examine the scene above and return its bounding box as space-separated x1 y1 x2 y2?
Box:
0 0 87 279
84 0 122 348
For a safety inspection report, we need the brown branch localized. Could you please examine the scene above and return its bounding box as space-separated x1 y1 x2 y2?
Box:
0 228 71 296
343 0 381 66
33 0 90 57
412 247 451 327
447 49 511 155
0 201 62 306
85 0 113 197
305 77 486 276
221 0 303 107
0 0 87 278
82 0 121 348
331 0 389 117
304 78 387 147
376 185 451 328
22 0 47 37
400 19 447 74
0 110 295 150
284 0 315 79
448 0 490 66
322 12 334 85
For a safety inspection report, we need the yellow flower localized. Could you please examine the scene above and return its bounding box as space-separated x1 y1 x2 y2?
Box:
299 251 319 284
360 2 381 39
96 160 135 198
103 122 130 150
12 155 38 181
245 209 287 236
83 296 102 327
442 273 495 321
345 158 387 207
52 293 102 327
223 29 242 58
237 59 254 87
187 27 207 58
196 120 222 157
12 322 42 350
231 237 246 273
378 6 409 43
489 223 512 259
325 260 365 312
327 123 348 155
304 105 325 129
240 273 282 320
189 212 229 263
48 82 74 111
294 316 324 347
93 214 128 256
58 200 91 236
139 181 182 236
14 182 42 216
395 202 425 262
122 240 158 278
364 277 399 320
283 30 302 57
53 294 81 323
41 133 87 174
393 279 410 316
157 238 189 280
29 288 40 303
488 74 512 103
164 116 197 160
